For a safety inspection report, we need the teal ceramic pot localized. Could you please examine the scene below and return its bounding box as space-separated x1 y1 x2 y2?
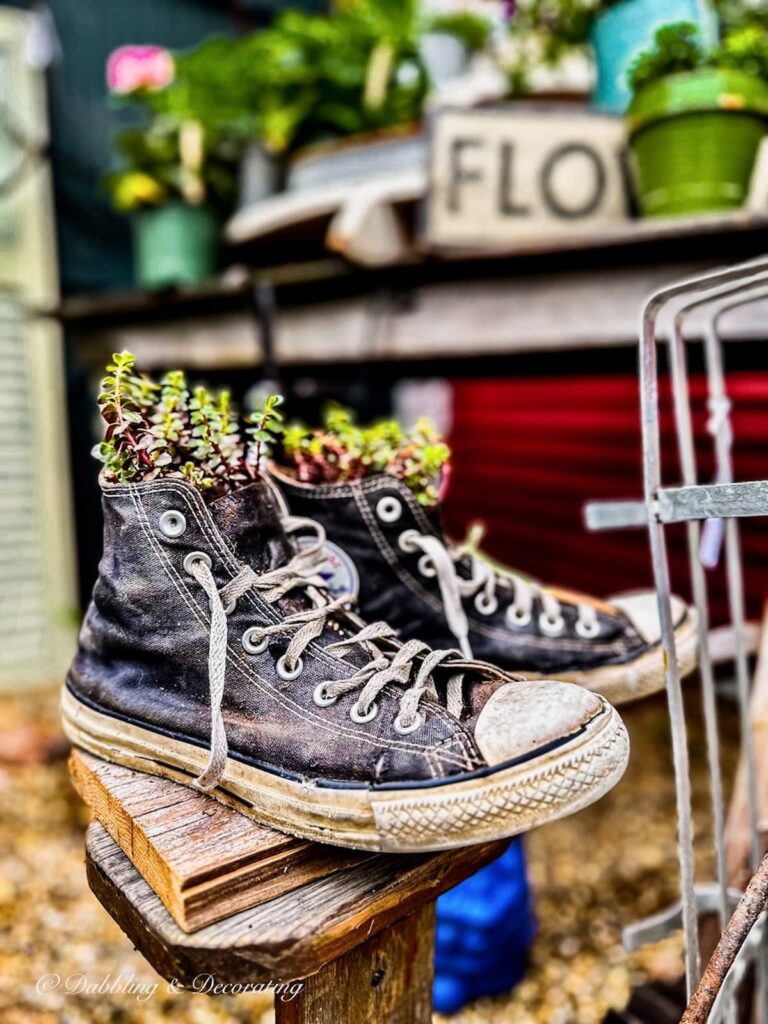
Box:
133 202 219 290
591 0 719 113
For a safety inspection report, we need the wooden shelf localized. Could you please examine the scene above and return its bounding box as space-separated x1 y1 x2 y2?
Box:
60 213 768 370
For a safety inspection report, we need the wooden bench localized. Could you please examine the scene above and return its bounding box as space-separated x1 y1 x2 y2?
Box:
71 750 508 1023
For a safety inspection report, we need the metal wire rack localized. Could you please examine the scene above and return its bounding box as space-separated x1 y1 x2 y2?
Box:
586 256 768 1021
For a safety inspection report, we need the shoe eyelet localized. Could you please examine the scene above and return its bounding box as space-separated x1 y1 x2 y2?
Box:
350 701 379 724
474 593 498 616
506 605 532 628
183 551 212 575
276 654 303 681
417 554 436 578
376 496 402 524
539 611 565 637
313 682 338 708
398 529 419 553
224 600 237 615
576 618 601 639
393 711 424 735
242 627 269 655
159 510 187 539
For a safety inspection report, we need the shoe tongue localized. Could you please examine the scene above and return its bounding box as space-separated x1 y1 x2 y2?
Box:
208 480 292 573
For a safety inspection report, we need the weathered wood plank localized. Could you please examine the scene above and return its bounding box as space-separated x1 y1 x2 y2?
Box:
85 821 507 983
70 751 365 932
275 904 435 1024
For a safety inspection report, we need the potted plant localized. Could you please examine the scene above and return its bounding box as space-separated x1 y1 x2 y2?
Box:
229 4 429 192
104 43 248 289
627 22 768 217
420 8 496 87
504 0 718 111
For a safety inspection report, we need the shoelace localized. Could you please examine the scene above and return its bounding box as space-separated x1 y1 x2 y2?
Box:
185 515 467 792
398 523 599 660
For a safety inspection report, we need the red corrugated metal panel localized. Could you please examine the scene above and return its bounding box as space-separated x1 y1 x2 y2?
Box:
444 373 768 624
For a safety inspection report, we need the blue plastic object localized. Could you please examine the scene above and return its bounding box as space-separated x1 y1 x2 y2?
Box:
590 0 719 113
433 839 535 1015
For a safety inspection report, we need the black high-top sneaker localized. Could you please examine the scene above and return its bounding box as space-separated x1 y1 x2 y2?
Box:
62 475 629 853
268 466 697 706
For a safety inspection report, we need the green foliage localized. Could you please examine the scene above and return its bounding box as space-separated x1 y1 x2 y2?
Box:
628 20 768 94
718 24 768 81
91 351 283 496
716 0 768 35
232 5 429 154
424 12 494 53
503 0 610 93
628 22 705 92
246 394 285 469
280 405 450 506
105 0 431 201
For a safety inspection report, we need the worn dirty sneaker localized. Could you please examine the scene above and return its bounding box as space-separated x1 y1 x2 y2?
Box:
268 466 698 706
62 475 629 853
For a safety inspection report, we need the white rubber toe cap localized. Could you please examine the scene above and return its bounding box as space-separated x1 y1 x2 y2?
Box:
609 590 686 645
474 680 606 767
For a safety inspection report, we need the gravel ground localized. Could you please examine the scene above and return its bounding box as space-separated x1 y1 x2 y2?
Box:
0 685 738 1024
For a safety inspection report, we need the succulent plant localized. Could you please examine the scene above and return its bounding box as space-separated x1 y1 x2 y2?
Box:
92 351 284 496
280 405 450 505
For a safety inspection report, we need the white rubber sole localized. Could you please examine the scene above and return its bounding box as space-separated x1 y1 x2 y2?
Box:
538 609 699 706
61 687 629 853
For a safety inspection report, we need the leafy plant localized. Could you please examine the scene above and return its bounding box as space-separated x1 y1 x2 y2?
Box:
716 0 768 35
92 352 284 496
279 405 450 505
425 11 494 52
628 22 705 92
104 42 247 213
718 24 768 81
247 395 285 468
232 5 429 154
628 20 768 94
501 0 608 93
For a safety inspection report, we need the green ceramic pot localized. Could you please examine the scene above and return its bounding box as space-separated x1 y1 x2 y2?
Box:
628 68 768 217
133 202 219 289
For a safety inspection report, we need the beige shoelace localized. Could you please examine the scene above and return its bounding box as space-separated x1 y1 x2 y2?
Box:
185 516 467 792
398 523 600 660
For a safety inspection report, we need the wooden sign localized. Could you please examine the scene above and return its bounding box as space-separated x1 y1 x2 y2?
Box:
424 106 629 249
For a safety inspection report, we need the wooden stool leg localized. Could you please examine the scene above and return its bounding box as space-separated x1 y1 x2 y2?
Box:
276 903 435 1024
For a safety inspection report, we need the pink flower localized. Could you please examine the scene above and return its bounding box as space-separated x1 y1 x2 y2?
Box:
106 45 174 94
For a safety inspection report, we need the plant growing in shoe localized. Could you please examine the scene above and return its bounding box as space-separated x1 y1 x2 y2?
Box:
270 407 698 706
63 358 629 852
92 351 285 495
281 406 450 505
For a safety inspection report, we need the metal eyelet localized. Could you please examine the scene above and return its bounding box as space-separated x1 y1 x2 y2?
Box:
417 554 436 578
474 593 498 616
276 654 303 681
393 711 424 735
183 551 212 575
159 510 187 539
242 627 269 655
539 611 565 637
398 529 419 553
313 682 338 708
376 496 402 524
506 605 532 628
576 618 601 639
350 701 379 724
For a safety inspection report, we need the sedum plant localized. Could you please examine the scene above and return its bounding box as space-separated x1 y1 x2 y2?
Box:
92 352 284 496
280 405 450 505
